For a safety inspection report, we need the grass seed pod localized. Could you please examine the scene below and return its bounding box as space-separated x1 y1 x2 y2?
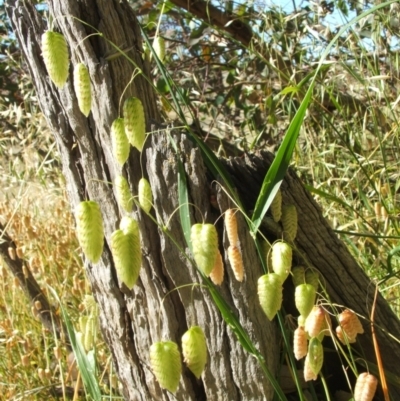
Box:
339 309 364 341
271 241 292 282
150 341 181 393
305 306 326 338
298 314 306 327
225 209 238 246
304 353 318 381
354 372 378 401
41 31 69 88
153 36 166 62
181 326 207 379
111 118 130 166
335 325 355 344
307 337 323 376
114 175 133 213
75 201 104 263
209 250 224 285
120 215 140 236
190 224 218 276
281 204 298 242
292 266 305 287
73 63 91 116
293 326 307 360
257 273 283 320
123 97 146 152
79 316 87 336
83 315 95 352
295 284 316 319
227 245 244 282
270 189 282 222
111 226 141 289
319 311 332 339
305 269 319 291
138 178 153 213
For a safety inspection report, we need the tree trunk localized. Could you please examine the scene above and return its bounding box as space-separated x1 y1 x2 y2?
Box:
6 1 400 400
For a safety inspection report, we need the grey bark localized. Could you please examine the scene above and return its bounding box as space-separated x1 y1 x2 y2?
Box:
5 0 400 400
5 1 278 400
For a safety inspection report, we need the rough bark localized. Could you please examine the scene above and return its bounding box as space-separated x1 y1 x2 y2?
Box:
5 0 400 400
6 0 278 400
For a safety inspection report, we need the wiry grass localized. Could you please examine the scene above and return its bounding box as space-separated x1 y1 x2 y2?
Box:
0 95 118 399
0 192 119 400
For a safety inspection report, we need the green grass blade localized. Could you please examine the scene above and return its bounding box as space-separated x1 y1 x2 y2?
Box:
47 287 102 401
168 134 192 252
250 1 394 235
251 83 314 234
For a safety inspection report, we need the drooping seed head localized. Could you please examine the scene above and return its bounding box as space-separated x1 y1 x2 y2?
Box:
120 215 140 236
73 63 91 116
354 372 378 401
257 273 283 321
227 245 244 282
271 241 292 282
225 209 238 246
75 201 104 263
281 204 298 242
41 31 69 88
292 265 305 287
305 306 327 338
270 189 282 222
111 118 130 166
114 175 133 213
304 353 318 381
338 309 364 342
190 223 219 276
209 250 224 285
153 36 166 62
150 341 182 393
181 326 207 378
123 97 146 152
335 325 355 344
307 337 323 376
83 315 96 352
111 224 141 289
295 284 316 319
293 326 307 360
138 178 153 213
305 269 320 291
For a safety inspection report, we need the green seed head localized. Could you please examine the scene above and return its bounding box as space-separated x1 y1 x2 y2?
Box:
305 269 320 291
150 341 182 393
182 326 207 378
190 223 219 276
271 241 292 282
153 36 166 62
307 337 323 376
138 178 153 213
281 204 298 242
292 265 305 287
111 118 130 166
270 189 282 222
73 63 91 116
257 273 283 321
75 201 104 263
114 175 133 213
111 225 141 289
123 97 146 152
295 284 316 319
41 31 69 88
